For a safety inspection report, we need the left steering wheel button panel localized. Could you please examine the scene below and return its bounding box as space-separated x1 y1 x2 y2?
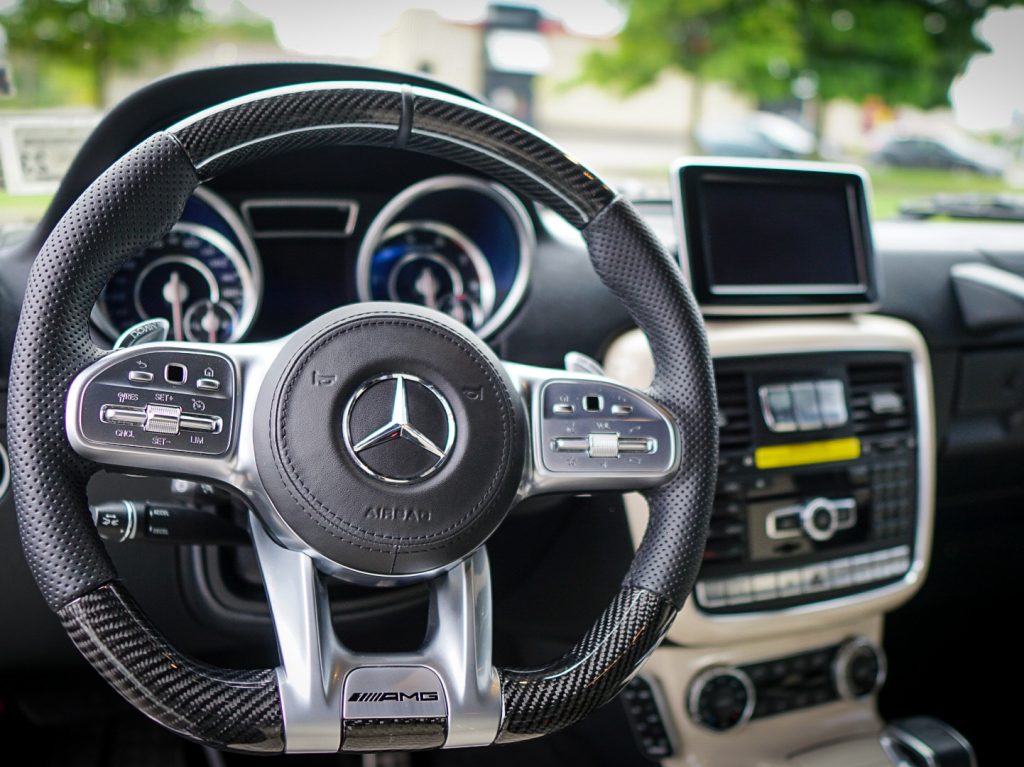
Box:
76 350 234 455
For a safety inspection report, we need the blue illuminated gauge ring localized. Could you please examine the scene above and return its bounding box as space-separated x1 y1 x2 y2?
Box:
356 174 535 338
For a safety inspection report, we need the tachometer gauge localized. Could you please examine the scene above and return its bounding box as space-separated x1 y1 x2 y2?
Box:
357 176 534 338
96 222 257 343
370 221 496 330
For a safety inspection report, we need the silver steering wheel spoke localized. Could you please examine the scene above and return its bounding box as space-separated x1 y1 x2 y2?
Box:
250 513 501 753
504 361 681 499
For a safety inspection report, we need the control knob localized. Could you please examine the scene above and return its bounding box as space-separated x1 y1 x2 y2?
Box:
687 666 755 731
833 637 887 699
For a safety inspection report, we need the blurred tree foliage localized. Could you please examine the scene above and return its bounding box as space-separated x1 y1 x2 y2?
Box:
1 0 206 107
582 0 1017 143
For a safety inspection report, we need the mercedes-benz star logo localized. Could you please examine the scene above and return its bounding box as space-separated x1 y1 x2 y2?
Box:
342 373 456 484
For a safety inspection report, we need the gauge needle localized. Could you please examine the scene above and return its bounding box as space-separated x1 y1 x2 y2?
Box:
163 271 185 341
414 267 441 310
202 304 219 343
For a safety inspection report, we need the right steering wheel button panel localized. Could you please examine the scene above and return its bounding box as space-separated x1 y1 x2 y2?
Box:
540 380 675 472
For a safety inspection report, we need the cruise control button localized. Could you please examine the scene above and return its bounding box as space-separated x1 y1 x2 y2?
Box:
195 378 221 392
588 433 620 458
100 405 146 426
552 437 589 452
618 436 655 454
143 404 181 435
179 414 223 434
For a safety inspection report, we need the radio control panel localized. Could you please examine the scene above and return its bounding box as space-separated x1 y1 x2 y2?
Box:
700 351 919 614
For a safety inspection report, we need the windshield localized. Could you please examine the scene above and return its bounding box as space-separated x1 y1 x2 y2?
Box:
1 0 1021 225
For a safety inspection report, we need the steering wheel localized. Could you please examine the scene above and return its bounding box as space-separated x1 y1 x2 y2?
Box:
7 82 717 754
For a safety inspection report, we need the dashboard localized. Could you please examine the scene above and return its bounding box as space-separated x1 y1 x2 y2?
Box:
91 175 533 346
0 63 1018 765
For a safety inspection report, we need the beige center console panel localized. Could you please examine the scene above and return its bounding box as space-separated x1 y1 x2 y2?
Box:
604 315 935 767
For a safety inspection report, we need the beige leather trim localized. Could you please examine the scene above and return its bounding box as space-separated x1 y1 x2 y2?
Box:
606 315 935 645
644 616 887 767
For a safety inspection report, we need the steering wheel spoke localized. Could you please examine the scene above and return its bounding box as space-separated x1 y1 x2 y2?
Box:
65 340 281 496
250 512 500 753
504 362 681 499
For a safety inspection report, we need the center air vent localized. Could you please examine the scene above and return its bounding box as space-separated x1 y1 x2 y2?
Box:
716 370 753 452
848 360 912 436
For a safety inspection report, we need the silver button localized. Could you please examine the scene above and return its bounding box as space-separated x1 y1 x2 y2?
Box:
588 433 620 458
816 379 849 427
179 414 223 434
790 382 824 430
698 578 727 607
618 437 655 454
144 404 181 435
128 370 154 384
758 384 798 433
724 576 752 606
552 403 574 415
611 403 633 415
552 437 589 452
750 572 779 601
100 405 146 426
800 564 831 593
777 569 802 597
196 378 221 392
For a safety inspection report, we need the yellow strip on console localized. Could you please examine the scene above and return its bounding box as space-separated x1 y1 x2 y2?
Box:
754 437 861 470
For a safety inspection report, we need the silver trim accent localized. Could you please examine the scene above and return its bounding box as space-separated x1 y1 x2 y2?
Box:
949 261 1024 299
686 666 756 732
0 441 9 501
251 516 500 752
166 81 595 222
93 186 263 344
881 720 978 767
832 636 887 701
504 362 681 499
342 372 456 484
356 175 535 340
669 156 880 316
240 198 359 239
800 497 840 542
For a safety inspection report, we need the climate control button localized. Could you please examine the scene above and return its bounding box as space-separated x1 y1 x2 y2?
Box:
833 637 886 699
688 667 755 732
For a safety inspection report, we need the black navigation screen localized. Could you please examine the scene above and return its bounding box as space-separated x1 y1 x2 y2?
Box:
676 163 876 311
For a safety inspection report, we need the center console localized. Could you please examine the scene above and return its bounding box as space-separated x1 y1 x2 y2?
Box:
604 315 935 766
699 349 918 615
594 158 946 766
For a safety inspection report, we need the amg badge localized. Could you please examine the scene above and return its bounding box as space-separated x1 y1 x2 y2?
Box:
348 691 440 702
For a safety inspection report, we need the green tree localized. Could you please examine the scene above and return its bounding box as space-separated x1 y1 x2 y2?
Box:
2 0 206 107
581 0 802 147
582 0 1013 147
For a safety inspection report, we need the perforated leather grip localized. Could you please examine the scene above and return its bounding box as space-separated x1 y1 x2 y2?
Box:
8 81 716 751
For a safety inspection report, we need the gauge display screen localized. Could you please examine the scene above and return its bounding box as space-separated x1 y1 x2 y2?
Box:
358 176 533 337
96 190 260 343
370 221 496 330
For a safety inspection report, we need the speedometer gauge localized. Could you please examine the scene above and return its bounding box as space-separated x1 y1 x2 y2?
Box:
371 221 496 330
95 188 260 343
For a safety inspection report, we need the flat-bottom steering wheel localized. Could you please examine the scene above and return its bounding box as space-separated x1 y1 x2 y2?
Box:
7 82 718 754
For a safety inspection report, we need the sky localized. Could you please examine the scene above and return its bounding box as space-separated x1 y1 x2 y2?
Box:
3 0 1018 133
949 6 1024 133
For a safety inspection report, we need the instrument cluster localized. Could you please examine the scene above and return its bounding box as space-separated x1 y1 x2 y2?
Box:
93 176 534 345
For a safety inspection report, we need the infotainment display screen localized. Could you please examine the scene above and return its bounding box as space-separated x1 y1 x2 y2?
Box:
672 159 878 314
